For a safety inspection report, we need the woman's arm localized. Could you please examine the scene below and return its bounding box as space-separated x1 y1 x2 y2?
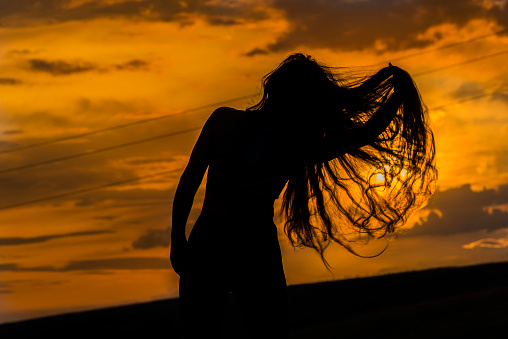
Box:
348 91 402 148
323 90 403 162
170 107 226 275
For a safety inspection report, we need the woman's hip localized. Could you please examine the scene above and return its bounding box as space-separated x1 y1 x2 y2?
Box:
185 211 283 270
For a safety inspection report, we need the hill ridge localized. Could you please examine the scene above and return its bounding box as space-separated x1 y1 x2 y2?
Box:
2 260 507 338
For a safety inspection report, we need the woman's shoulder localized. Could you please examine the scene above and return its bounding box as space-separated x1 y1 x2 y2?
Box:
206 106 248 127
211 106 246 118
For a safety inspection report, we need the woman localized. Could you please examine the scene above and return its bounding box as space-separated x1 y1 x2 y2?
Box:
170 53 437 338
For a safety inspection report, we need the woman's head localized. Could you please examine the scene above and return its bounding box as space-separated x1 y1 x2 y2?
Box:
249 53 344 125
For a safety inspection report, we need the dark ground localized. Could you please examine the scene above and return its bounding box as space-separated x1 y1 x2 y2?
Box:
1 261 508 338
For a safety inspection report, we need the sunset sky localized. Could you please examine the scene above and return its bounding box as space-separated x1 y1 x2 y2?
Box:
2 0 508 324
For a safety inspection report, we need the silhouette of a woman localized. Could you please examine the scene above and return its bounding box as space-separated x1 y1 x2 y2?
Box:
170 53 437 338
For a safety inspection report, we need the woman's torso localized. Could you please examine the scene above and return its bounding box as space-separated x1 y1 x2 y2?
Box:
201 108 289 218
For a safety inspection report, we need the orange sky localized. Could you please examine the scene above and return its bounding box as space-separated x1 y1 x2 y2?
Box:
2 0 508 324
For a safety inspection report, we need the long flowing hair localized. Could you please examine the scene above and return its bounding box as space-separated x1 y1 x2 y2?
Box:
248 53 437 268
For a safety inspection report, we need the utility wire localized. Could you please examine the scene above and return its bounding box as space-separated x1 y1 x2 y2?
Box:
2 39 508 210
0 168 182 211
1 29 504 156
374 28 508 67
0 93 256 155
0 89 503 210
2 88 504 176
413 49 508 77
1 53 507 176
429 90 508 111
0 127 201 174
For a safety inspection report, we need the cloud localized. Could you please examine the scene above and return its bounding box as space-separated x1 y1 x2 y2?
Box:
244 0 508 55
132 226 171 249
0 0 270 27
490 91 508 106
62 257 170 270
243 47 270 57
0 140 18 149
0 263 54 272
75 96 145 115
7 49 34 56
2 0 507 57
116 155 186 167
0 160 177 209
0 230 114 246
0 257 171 272
94 215 118 221
3 130 23 135
404 184 508 236
0 78 22 85
11 110 73 128
463 236 508 249
114 59 150 71
451 81 486 99
27 59 97 76
24 58 151 76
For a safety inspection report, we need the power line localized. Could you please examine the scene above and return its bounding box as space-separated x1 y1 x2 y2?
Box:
0 93 256 155
0 168 182 211
1 29 504 156
0 127 201 174
2 41 508 210
2 56 507 176
1 89 504 210
429 90 508 111
374 28 508 67
413 49 508 77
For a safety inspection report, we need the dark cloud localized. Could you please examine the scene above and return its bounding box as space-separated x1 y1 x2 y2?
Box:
3 130 23 135
75 96 144 115
2 0 507 55
74 197 96 207
490 91 508 106
0 161 177 209
206 16 241 26
0 281 12 293
27 59 97 76
123 156 182 166
94 215 118 221
0 0 269 27
114 59 150 71
404 184 508 236
0 264 19 271
246 0 508 55
0 263 54 272
132 226 171 249
495 149 508 173
0 140 18 149
0 257 171 272
451 82 486 99
243 47 269 57
62 257 170 270
23 57 151 76
0 230 114 246
0 280 64 293
0 78 22 85
66 185 177 209
7 49 33 56
14 110 73 127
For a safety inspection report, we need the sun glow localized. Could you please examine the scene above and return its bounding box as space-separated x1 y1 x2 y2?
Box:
375 173 385 184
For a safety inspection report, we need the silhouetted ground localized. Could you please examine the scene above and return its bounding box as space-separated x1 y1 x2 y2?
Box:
1 261 507 338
